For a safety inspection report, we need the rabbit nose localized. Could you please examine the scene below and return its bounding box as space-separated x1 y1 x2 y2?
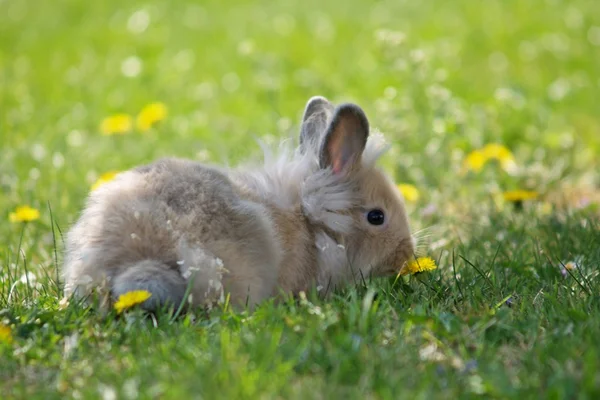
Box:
396 238 415 264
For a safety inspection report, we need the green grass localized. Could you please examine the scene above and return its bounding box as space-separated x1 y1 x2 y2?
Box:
1 0 600 398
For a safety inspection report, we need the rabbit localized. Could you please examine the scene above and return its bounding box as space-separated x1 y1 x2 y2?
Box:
62 96 416 312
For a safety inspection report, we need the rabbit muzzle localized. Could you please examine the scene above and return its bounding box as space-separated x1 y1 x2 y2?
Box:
374 237 415 277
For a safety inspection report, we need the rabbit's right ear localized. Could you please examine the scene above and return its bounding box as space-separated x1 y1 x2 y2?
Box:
299 96 334 152
319 104 369 176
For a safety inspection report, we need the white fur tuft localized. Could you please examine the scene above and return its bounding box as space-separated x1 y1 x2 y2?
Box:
301 170 356 233
315 231 349 290
362 130 391 168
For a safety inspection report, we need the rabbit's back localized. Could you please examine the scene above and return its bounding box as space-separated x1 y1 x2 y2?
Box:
63 158 282 309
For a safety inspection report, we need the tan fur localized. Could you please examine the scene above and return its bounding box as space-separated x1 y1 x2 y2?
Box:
62 96 415 312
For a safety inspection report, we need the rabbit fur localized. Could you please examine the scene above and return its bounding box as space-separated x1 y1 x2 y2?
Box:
63 96 415 311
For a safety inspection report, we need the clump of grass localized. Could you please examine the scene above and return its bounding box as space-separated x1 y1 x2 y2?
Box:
1 0 599 398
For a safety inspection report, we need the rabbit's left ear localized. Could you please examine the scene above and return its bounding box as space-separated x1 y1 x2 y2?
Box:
319 104 369 176
299 96 334 152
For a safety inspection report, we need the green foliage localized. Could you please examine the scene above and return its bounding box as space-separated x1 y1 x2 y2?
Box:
1 0 599 398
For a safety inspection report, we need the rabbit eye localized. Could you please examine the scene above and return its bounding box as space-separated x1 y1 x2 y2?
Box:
366 209 385 226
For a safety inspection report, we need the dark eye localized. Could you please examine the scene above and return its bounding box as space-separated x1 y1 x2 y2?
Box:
367 209 385 226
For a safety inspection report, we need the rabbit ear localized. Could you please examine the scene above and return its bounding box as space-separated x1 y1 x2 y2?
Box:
299 96 334 152
319 104 369 176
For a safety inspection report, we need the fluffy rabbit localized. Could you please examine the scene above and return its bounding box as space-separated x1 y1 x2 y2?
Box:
63 96 415 311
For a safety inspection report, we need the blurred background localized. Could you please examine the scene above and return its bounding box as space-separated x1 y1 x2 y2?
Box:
1 2 600 396
1 0 599 235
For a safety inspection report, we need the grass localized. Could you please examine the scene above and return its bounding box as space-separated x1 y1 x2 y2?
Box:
1 0 600 398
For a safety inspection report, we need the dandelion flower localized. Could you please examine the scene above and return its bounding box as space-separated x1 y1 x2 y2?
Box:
400 257 437 276
0 323 12 344
564 261 577 271
114 290 152 313
91 171 120 191
463 144 517 173
503 190 539 202
482 143 513 162
482 143 517 172
9 205 40 223
397 183 420 202
100 114 132 135
559 260 578 277
463 150 486 173
136 102 167 132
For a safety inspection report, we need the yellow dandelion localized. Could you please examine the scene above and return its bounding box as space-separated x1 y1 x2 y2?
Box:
0 323 13 344
91 171 120 191
503 190 539 202
9 205 40 223
564 261 577 271
397 183 420 203
481 143 513 161
463 144 517 174
100 114 132 135
400 257 438 276
463 150 486 173
136 102 167 132
482 143 516 172
114 290 152 314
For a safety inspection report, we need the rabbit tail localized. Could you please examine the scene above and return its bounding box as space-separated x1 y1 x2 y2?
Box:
112 260 187 310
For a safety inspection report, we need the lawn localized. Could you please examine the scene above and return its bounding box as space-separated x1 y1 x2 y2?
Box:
1 0 600 398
